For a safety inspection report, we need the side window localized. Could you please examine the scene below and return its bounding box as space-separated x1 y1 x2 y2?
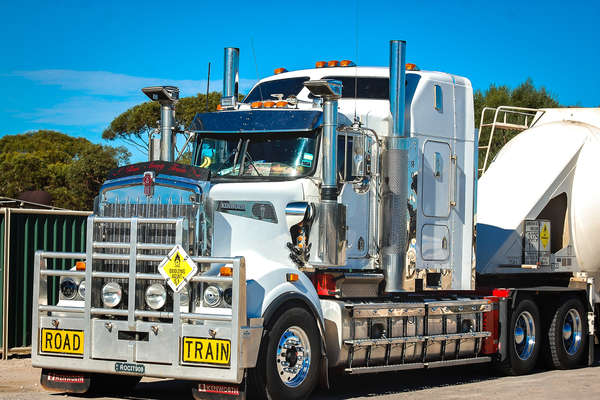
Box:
337 134 354 181
434 84 443 112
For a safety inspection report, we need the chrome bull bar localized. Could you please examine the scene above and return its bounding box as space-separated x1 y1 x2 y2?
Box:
31 216 261 384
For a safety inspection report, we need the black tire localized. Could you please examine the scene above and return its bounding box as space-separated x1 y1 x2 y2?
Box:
547 297 588 369
498 297 541 375
250 307 321 400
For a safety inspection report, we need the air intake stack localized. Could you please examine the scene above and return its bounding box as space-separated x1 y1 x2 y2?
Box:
221 47 240 108
142 86 179 162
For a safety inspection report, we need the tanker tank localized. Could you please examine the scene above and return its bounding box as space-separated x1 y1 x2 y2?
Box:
476 108 600 285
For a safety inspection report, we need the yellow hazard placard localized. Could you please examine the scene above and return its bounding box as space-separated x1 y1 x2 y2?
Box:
540 223 550 250
158 244 198 292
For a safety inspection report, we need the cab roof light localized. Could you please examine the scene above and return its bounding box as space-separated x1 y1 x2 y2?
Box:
263 101 276 108
75 261 86 271
275 100 288 108
220 266 233 277
251 101 263 109
315 61 326 68
216 104 223 111
274 67 288 74
340 60 355 67
405 63 420 71
327 60 340 67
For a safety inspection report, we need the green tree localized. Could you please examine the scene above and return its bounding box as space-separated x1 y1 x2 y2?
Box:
0 130 130 210
102 92 222 156
475 78 560 174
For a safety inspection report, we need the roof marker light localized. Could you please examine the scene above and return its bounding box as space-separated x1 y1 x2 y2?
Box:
251 101 263 109
406 63 420 71
274 67 288 74
340 60 355 67
216 104 223 111
327 60 340 67
263 101 276 108
315 61 326 68
275 101 288 108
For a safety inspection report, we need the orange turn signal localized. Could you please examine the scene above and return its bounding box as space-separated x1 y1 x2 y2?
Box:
275 101 288 108
274 67 288 74
75 261 86 271
327 60 339 67
263 101 276 108
286 273 299 282
220 266 233 277
315 61 326 68
251 101 263 109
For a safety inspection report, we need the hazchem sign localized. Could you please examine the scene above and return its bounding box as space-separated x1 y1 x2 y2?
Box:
158 244 198 292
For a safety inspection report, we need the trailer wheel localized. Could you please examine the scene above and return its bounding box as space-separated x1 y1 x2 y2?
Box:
500 297 541 375
250 306 321 400
547 297 587 369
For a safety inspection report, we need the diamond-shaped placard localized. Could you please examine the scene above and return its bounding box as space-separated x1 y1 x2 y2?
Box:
158 244 198 292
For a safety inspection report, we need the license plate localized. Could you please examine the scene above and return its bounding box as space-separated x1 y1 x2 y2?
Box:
115 362 145 374
182 337 231 365
40 328 84 355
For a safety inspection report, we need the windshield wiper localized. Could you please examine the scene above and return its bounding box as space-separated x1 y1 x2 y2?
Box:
239 140 262 176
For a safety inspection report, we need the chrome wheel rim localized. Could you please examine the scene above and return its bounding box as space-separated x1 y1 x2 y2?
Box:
276 326 311 387
562 308 583 356
514 310 536 360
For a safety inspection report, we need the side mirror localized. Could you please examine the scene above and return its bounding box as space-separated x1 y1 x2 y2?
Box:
351 134 372 179
284 202 313 231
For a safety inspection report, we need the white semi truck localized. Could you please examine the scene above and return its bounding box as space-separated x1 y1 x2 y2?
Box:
31 40 599 400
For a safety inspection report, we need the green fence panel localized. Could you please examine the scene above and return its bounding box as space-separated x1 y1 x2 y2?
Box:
6 211 89 351
0 212 5 354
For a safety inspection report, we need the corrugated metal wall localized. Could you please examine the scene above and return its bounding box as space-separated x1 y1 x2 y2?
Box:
0 209 91 358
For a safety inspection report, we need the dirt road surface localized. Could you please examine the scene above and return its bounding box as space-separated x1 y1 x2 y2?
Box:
1 356 599 399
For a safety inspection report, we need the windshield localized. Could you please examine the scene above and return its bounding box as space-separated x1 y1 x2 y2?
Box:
194 133 318 179
244 77 309 103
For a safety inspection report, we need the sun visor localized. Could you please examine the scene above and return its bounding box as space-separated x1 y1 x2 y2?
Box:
190 109 323 134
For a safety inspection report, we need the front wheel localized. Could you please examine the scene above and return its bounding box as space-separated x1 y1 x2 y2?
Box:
251 307 321 400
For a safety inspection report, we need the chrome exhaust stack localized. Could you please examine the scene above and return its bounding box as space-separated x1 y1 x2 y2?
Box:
304 79 347 267
142 86 179 162
381 40 411 292
221 47 240 109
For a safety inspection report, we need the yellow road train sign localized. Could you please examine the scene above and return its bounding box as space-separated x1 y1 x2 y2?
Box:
40 329 84 355
182 337 231 365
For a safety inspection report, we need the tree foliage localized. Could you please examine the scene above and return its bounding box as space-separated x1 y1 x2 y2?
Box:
474 78 560 174
102 92 222 155
0 130 130 210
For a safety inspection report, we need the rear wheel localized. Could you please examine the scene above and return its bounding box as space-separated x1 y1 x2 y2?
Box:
250 307 321 400
547 297 587 369
499 297 541 375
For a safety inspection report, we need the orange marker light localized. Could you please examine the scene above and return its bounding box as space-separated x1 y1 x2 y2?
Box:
286 273 299 282
220 266 233 277
216 104 223 110
328 60 339 67
275 101 288 108
340 60 355 67
251 101 263 109
405 63 419 71
75 261 86 271
263 101 276 108
274 67 288 74
315 61 326 68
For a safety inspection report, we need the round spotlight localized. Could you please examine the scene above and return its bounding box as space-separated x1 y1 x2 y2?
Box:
145 283 167 310
60 278 78 300
203 285 223 308
102 282 122 308
223 288 232 306
78 280 86 299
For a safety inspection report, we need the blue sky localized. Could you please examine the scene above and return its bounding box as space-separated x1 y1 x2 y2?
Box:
2 1 599 161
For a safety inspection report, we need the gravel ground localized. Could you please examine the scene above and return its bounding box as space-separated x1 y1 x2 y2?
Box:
1 356 599 400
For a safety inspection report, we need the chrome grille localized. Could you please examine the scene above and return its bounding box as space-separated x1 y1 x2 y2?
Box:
93 194 203 315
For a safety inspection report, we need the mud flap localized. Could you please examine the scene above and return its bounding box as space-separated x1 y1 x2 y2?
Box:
40 369 91 393
192 379 246 400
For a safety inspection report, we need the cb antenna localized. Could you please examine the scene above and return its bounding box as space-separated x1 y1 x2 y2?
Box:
206 62 211 112
250 37 263 101
353 0 359 122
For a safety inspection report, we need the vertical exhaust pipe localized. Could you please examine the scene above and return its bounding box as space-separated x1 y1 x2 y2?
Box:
222 47 240 108
142 86 179 162
304 79 347 267
381 40 409 292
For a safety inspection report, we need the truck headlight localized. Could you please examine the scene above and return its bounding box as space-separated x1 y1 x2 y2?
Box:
60 278 78 300
203 285 223 307
78 280 86 299
102 282 122 308
145 283 167 310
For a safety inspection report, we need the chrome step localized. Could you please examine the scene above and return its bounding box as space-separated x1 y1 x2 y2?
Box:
344 331 491 347
344 356 491 374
